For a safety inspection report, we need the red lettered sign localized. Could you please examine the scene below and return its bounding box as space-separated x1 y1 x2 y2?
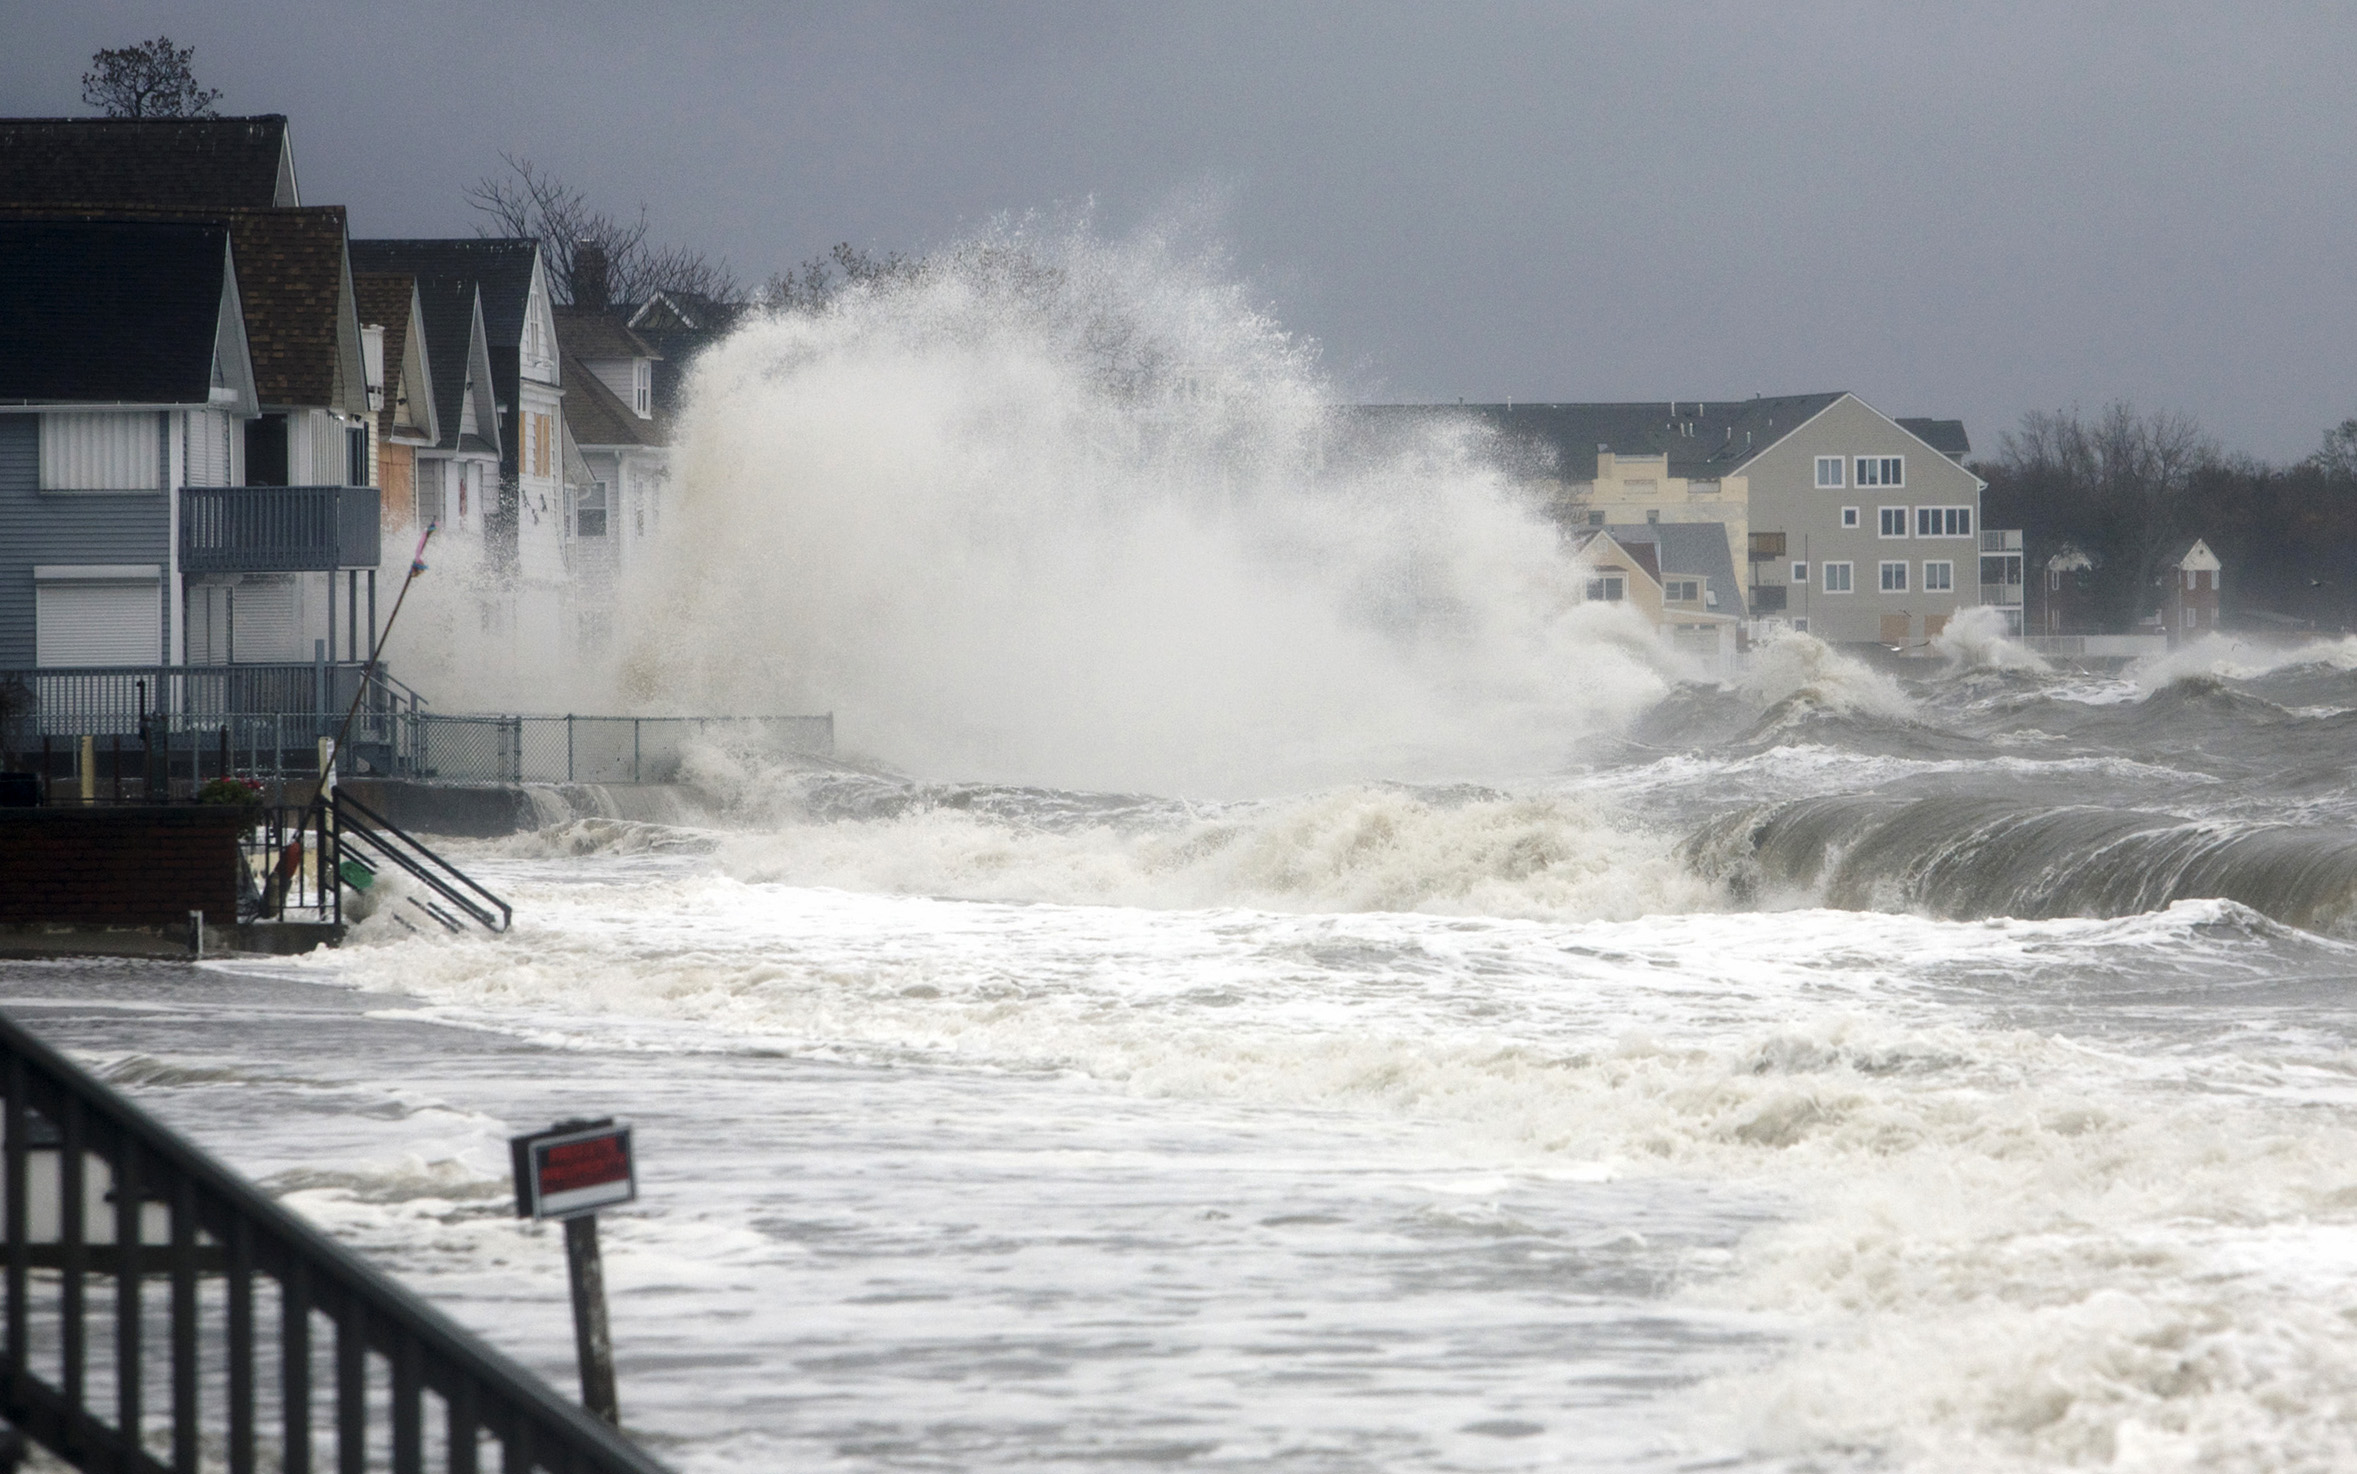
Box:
512 1121 636 1220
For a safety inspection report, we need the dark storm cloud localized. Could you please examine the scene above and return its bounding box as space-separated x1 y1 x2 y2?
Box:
5 1 2353 458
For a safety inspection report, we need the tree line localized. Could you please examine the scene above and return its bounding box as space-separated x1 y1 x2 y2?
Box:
1978 406 2357 632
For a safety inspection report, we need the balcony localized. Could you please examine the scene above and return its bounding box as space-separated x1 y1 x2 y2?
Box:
1982 528 2023 552
1747 531 1786 561
179 485 381 573
1979 583 2025 607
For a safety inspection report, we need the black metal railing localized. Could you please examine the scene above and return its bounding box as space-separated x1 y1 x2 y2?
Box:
179 487 383 574
0 1010 669 1474
330 792 511 934
238 805 341 927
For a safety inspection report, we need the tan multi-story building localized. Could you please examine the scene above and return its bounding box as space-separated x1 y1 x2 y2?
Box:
1426 393 2020 649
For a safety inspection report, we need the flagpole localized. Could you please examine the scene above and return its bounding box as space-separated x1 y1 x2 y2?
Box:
317 521 437 806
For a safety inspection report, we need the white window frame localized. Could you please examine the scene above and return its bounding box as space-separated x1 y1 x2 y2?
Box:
1857 455 1905 488
1915 506 1973 538
1841 506 1860 528
1823 561 1854 593
1879 506 1909 538
1879 560 1909 592
1791 560 1808 583
1665 578 1700 602
1586 575 1626 603
1815 455 1844 488
1922 560 1954 592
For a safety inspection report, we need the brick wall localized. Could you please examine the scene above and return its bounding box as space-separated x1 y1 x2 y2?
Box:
0 808 246 925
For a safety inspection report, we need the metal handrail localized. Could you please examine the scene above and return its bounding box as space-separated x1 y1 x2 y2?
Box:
0 1009 668 1474
330 790 512 934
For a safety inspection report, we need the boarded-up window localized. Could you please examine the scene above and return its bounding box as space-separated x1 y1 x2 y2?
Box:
40 413 160 490
1880 613 1911 645
35 569 161 665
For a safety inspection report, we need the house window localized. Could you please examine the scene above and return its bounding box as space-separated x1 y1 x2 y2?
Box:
1823 561 1853 592
634 360 652 417
1857 455 1904 487
1842 506 1860 528
1793 618 1809 633
1586 576 1625 602
1879 507 1908 537
1791 561 1808 583
1923 560 1954 592
1645 508 1660 524
1587 510 1605 526
2184 606 2197 629
577 480 609 537
1915 506 1973 537
1816 456 1844 488
346 425 368 487
1880 560 1909 591
1666 579 1700 602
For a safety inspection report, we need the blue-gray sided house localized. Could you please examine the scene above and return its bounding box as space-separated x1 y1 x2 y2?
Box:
0 218 258 672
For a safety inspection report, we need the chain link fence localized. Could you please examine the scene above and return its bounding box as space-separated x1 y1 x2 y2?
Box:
414 714 835 784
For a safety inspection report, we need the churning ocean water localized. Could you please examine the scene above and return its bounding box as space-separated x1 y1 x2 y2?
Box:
17 631 2357 1474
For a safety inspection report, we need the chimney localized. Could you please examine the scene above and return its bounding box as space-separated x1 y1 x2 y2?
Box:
572 239 611 310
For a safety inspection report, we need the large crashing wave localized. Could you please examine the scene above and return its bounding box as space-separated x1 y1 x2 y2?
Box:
614 218 1689 797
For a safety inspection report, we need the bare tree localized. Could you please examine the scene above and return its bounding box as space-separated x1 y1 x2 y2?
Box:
465 154 742 308
1998 403 2220 626
82 37 222 118
759 242 924 312
2311 418 2357 482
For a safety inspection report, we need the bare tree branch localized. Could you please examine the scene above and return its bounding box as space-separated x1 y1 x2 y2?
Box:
464 154 738 309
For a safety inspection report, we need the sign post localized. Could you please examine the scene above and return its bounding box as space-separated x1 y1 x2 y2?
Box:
511 1118 637 1425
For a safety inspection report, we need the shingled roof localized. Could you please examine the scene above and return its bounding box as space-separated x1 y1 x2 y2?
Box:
0 115 296 209
226 208 354 409
553 306 660 364
0 203 361 412
350 240 537 347
0 218 237 405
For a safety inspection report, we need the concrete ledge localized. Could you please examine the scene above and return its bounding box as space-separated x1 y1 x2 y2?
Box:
0 921 343 960
337 780 537 838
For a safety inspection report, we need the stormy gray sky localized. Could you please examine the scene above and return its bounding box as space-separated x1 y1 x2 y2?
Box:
5 2 2353 461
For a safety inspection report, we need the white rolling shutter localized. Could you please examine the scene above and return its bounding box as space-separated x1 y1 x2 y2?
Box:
34 567 163 666
40 413 162 490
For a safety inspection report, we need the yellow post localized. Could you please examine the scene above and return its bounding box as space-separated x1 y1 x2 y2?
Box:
79 735 95 805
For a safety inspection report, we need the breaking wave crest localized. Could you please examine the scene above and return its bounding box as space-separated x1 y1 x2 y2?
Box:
1688 793 2357 934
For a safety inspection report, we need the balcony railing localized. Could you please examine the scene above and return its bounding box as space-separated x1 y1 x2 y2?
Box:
1979 583 2025 607
180 486 382 573
1981 528 2023 552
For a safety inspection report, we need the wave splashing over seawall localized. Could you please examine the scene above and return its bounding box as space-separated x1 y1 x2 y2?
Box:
618 216 1687 797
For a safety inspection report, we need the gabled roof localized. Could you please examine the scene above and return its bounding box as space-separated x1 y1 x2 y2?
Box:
0 217 241 406
1567 528 1663 587
353 271 437 445
2162 537 2221 571
1606 522 1741 610
562 357 671 450
397 273 495 455
350 239 538 349
553 307 660 363
0 115 296 208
